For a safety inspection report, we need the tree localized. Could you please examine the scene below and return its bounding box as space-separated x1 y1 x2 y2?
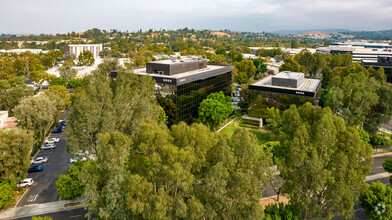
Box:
96 58 122 76
233 59 257 84
324 64 392 133
67 78 85 89
58 60 78 81
56 161 86 200
279 57 300 72
264 203 301 220
277 103 373 219
14 95 57 145
0 182 14 209
291 40 299 48
50 77 67 87
198 92 232 130
77 50 95 66
208 54 231 65
0 77 34 114
29 70 54 89
0 56 16 80
0 128 34 182
359 181 392 220
40 50 63 68
44 85 72 110
66 70 159 156
264 107 282 134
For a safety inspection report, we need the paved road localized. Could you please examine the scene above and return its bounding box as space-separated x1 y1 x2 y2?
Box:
16 207 88 220
17 131 70 207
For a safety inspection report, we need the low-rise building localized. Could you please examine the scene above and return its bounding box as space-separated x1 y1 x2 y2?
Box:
65 44 103 59
0 111 18 129
132 58 232 123
247 71 321 118
317 42 392 62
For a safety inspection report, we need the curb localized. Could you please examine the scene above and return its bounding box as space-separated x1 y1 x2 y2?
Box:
13 188 29 208
1 204 85 220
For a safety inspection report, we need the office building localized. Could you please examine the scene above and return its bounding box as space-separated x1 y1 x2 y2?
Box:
133 59 232 123
362 55 392 82
317 42 392 62
65 44 103 59
247 71 321 118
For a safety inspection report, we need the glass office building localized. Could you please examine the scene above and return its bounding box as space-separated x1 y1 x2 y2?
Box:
134 59 232 124
248 71 321 118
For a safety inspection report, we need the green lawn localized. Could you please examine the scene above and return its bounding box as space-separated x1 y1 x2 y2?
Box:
219 118 275 145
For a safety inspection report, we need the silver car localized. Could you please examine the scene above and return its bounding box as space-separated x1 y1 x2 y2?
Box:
41 143 56 150
45 138 60 144
31 157 48 165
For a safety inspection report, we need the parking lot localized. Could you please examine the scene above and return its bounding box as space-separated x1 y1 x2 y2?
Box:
17 131 70 207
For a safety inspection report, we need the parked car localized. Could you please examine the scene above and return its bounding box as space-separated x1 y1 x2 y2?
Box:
69 156 87 164
27 165 44 173
45 138 59 144
59 120 67 126
31 157 48 165
17 178 34 187
52 126 64 133
41 143 56 150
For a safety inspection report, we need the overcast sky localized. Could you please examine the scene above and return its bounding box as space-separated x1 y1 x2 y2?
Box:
1 0 391 34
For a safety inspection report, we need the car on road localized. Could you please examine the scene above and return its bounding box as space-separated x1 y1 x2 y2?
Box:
27 165 44 173
31 157 48 165
45 138 60 144
41 143 56 150
69 156 87 164
17 178 34 187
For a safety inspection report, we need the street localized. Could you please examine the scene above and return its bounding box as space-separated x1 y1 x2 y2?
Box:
17 131 70 207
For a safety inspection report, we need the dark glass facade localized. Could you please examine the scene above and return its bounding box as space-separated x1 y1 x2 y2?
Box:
248 87 321 118
156 71 232 123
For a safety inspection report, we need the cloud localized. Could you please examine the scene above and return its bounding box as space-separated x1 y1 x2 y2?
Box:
0 0 391 34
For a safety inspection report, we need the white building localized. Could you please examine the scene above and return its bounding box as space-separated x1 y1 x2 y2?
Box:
65 44 103 59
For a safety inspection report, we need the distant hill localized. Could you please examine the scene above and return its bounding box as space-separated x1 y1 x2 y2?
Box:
272 29 351 35
341 29 392 40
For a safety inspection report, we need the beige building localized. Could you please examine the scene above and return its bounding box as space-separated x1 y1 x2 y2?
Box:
65 44 103 59
0 111 18 129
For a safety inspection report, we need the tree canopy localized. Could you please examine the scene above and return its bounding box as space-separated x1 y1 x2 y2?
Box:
198 91 232 130
276 103 373 219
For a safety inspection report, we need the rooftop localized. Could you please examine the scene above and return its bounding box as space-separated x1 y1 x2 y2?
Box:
272 71 303 80
134 64 228 79
251 74 321 93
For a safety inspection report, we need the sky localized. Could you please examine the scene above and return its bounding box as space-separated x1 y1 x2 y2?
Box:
1 0 392 34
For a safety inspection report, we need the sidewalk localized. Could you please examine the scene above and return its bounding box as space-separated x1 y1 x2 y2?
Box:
0 198 85 220
373 146 392 154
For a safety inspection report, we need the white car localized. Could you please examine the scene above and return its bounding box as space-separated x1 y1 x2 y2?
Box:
45 138 60 144
31 157 48 165
41 143 56 150
17 178 34 187
69 156 87 164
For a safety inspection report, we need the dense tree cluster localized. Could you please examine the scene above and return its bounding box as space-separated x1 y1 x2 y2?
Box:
0 128 34 209
65 71 273 219
277 103 373 219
